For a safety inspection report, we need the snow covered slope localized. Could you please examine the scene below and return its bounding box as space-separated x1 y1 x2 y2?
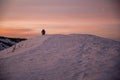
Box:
0 34 120 80
0 36 26 51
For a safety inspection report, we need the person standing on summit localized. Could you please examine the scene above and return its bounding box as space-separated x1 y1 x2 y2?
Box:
41 29 46 35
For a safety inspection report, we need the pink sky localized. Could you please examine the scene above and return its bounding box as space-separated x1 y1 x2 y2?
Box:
0 0 120 40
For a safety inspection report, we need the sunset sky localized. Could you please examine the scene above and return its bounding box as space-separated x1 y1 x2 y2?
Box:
0 0 120 40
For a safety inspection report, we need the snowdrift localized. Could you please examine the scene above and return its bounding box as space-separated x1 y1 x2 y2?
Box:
0 34 120 80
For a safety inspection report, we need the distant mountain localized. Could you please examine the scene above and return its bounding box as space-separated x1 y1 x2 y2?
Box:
0 34 120 80
0 36 26 51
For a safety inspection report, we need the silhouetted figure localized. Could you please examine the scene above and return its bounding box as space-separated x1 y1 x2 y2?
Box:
41 29 46 35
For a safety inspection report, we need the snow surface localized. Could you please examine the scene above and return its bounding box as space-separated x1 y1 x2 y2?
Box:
0 34 120 80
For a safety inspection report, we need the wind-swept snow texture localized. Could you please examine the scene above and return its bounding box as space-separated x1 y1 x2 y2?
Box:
0 34 120 80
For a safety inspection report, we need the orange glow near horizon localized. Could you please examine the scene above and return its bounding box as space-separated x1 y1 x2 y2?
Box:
0 0 120 40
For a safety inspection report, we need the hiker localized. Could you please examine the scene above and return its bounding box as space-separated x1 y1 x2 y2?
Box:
41 29 46 35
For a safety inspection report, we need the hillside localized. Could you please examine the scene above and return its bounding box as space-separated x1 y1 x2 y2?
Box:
0 36 26 51
0 34 120 80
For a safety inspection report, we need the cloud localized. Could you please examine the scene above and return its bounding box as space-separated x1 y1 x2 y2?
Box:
0 0 119 21
0 28 35 36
